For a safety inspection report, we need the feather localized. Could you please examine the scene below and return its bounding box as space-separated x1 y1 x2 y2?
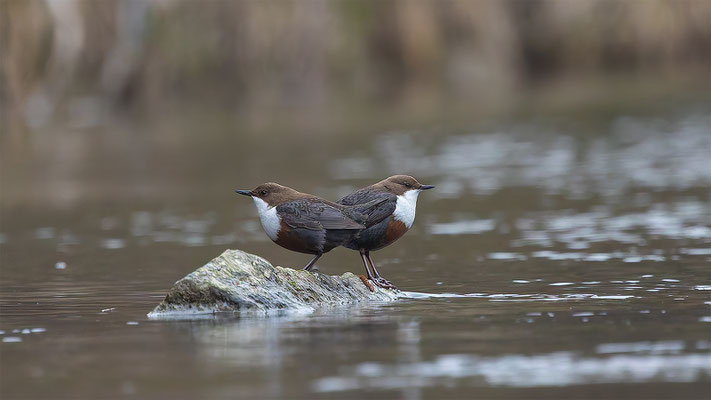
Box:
277 199 364 231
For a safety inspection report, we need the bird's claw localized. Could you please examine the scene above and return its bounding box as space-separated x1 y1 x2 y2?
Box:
371 277 398 291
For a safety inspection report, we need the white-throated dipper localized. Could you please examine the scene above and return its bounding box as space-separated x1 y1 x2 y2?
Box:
338 175 434 289
236 182 386 272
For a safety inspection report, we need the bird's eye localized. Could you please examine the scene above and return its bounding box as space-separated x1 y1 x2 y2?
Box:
404 183 411 188
260 190 267 196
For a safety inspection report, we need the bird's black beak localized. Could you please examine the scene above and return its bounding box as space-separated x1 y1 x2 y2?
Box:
235 189 252 197
420 184 435 190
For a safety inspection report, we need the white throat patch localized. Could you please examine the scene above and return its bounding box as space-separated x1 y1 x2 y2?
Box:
392 189 420 228
252 197 280 241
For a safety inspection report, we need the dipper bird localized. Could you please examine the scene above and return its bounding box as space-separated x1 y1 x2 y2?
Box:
236 182 385 271
338 175 434 289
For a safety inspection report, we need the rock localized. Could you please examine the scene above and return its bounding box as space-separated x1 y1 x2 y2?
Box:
148 249 400 318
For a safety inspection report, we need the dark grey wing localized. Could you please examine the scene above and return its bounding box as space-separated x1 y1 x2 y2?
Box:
339 189 397 226
338 188 379 206
343 196 395 228
361 196 396 227
277 200 364 231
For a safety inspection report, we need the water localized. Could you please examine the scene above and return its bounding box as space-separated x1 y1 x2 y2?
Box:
1 107 710 399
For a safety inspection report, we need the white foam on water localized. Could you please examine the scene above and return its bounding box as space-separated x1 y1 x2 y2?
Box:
572 312 594 317
399 292 477 299
400 292 635 302
584 253 613 261
313 351 711 391
34 227 55 239
488 252 527 261
101 238 126 249
429 219 496 235
596 341 686 354
590 295 635 300
683 248 711 255
532 251 585 261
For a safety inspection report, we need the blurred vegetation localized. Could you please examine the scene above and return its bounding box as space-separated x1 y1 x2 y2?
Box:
2 0 709 133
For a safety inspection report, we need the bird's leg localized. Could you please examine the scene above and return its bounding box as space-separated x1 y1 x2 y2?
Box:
303 253 322 271
366 251 398 290
359 249 375 280
366 252 384 279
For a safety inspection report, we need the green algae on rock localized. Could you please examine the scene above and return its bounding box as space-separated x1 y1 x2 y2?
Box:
148 249 400 317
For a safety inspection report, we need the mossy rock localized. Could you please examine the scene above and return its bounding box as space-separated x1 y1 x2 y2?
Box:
148 249 400 318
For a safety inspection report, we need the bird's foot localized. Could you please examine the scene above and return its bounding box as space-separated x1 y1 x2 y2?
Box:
372 277 398 291
358 275 374 292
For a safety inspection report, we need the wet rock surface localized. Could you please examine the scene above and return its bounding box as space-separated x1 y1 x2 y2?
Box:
148 249 400 317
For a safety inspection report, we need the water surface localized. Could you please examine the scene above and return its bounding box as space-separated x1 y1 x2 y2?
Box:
2 108 710 399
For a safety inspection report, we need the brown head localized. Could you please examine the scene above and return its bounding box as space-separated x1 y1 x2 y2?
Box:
235 182 308 207
374 175 435 196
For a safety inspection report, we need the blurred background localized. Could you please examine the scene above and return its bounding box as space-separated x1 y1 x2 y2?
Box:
1 0 709 208
1 1 711 399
